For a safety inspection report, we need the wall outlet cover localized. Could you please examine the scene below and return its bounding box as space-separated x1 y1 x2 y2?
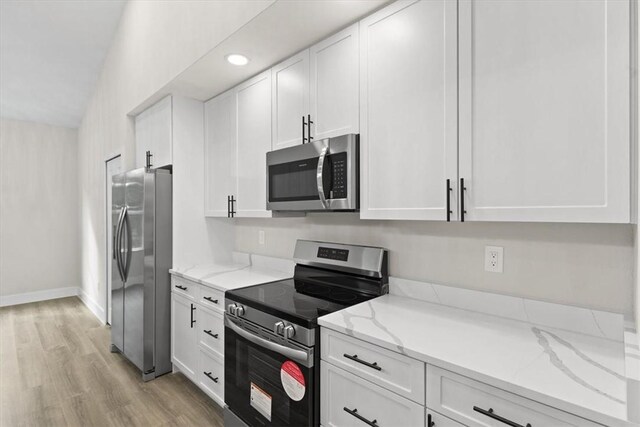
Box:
258 230 265 245
485 246 504 273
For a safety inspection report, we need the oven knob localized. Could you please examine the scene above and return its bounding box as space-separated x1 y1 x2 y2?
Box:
274 321 285 335
283 325 296 339
235 305 245 316
227 303 237 315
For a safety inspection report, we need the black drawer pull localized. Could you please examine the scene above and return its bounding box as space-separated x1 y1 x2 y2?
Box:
204 330 219 339
204 371 219 383
203 296 219 304
343 353 381 371
343 407 378 427
190 304 196 328
175 285 187 291
473 406 531 427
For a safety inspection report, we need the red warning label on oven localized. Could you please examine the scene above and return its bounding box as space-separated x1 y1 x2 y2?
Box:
281 360 306 401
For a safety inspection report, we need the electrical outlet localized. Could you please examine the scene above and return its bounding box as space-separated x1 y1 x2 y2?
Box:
484 246 503 273
258 230 265 245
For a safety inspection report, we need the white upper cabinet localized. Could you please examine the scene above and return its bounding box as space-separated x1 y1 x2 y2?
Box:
359 0 458 221
135 96 172 169
458 0 630 223
235 70 272 218
271 50 310 150
204 90 237 217
309 23 360 140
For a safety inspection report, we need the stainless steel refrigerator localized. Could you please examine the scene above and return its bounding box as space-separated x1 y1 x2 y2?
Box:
111 167 172 381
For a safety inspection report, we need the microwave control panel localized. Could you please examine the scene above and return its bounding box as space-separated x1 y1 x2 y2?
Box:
330 152 348 199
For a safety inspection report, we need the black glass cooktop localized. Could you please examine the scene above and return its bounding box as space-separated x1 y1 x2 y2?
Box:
226 266 386 327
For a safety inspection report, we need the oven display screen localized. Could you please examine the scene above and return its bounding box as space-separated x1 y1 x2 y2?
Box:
317 247 349 262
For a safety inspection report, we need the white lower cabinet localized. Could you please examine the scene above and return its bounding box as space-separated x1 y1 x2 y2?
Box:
426 365 602 427
321 361 425 427
171 274 226 407
198 306 224 356
320 328 605 427
171 292 197 380
426 409 463 427
198 347 225 405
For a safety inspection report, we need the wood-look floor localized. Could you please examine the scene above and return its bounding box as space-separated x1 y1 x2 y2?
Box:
0 297 224 427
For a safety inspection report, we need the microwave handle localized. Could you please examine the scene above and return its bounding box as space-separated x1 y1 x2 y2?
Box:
316 145 330 209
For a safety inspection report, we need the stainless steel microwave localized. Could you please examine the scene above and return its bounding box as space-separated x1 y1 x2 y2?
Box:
266 134 359 212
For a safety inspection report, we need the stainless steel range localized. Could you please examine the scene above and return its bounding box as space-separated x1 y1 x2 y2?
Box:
224 240 388 427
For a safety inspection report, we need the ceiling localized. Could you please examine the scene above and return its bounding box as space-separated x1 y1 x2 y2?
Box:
0 0 125 128
131 0 390 115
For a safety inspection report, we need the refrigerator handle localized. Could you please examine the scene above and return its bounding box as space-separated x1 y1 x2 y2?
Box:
115 207 126 282
122 207 132 281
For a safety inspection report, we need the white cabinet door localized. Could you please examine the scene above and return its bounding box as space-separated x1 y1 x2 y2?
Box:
272 50 310 149
309 23 359 140
321 362 425 427
235 70 272 218
171 292 197 380
135 96 172 169
204 90 237 217
458 0 630 223
359 0 458 221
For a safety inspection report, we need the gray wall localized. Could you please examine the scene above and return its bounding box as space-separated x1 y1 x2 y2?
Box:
236 215 633 315
0 119 79 297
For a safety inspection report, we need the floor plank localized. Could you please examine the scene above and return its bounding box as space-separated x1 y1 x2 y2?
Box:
0 297 224 426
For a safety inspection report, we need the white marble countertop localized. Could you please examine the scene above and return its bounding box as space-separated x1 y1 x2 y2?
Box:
169 253 294 293
319 293 635 426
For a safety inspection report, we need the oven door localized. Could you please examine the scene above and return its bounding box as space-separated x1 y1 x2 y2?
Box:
224 316 317 427
266 135 358 212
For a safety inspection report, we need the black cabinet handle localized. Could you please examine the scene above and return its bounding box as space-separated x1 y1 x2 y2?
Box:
227 195 231 218
175 285 187 291
446 179 452 222
204 371 219 383
307 114 313 142
203 296 219 304
204 329 219 339
190 304 196 328
145 150 153 168
427 413 435 427
343 407 378 427
473 406 531 427
230 195 236 217
460 177 467 222
343 353 381 371
302 116 307 143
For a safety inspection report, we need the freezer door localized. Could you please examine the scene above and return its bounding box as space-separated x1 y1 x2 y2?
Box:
123 168 155 373
111 172 126 352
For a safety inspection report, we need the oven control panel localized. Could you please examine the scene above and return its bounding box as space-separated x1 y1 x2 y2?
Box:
317 246 349 262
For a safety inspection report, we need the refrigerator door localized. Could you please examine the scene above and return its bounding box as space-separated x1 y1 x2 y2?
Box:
111 172 126 352
123 168 153 372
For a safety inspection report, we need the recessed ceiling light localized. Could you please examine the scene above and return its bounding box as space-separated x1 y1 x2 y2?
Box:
226 54 249 66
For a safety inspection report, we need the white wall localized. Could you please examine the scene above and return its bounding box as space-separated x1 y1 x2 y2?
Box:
236 217 634 315
0 119 79 299
77 1 272 314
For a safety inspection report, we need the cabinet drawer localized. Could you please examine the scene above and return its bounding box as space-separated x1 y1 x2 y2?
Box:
321 328 425 403
426 365 602 427
426 409 463 427
199 285 224 311
171 275 198 300
321 362 424 427
198 348 224 404
198 307 224 356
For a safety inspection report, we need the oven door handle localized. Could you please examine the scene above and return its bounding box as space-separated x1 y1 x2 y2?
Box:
225 317 311 365
316 144 330 209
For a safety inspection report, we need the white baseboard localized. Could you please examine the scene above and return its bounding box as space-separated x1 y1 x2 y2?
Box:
78 289 105 324
0 287 79 307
